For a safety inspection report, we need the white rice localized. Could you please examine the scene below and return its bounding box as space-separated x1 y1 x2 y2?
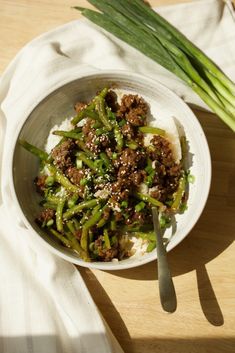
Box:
45 117 73 153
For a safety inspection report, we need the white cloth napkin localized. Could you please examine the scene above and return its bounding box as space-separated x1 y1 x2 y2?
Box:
0 1 234 352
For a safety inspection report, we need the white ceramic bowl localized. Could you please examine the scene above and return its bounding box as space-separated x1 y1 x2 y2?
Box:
10 71 211 270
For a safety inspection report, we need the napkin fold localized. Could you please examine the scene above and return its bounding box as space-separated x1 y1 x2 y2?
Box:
0 1 235 352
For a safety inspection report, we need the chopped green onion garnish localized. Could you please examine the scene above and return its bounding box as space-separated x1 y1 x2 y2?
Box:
187 174 195 184
121 200 128 208
76 159 83 169
45 176 55 186
135 201 146 212
46 219 54 227
80 178 88 186
118 119 126 127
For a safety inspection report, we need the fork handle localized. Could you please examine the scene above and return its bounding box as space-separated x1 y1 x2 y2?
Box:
152 207 177 313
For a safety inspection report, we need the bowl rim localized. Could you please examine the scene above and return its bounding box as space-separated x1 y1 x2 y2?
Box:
9 69 212 270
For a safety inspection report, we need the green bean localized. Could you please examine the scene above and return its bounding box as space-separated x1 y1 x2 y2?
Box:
139 126 165 136
52 130 82 140
114 125 123 151
89 230 94 243
50 228 71 248
97 217 108 228
80 210 91 225
81 228 89 251
126 140 139 150
111 235 118 246
46 195 61 204
135 231 156 242
95 127 108 136
45 176 55 186
76 152 97 172
76 140 94 158
19 140 49 160
41 202 57 210
95 96 112 131
134 192 164 207
180 136 187 166
110 219 117 231
171 174 186 211
56 197 66 232
63 199 99 220
71 217 80 230
100 152 113 170
47 164 79 193
146 241 156 252
68 194 79 208
92 204 101 215
83 207 104 230
67 220 76 235
71 87 109 125
103 228 111 249
66 231 90 261
71 107 99 125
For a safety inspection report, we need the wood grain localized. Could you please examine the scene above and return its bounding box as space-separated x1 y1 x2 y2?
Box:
1 1 235 353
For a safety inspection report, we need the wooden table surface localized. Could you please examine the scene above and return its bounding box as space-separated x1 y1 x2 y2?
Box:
1 1 235 353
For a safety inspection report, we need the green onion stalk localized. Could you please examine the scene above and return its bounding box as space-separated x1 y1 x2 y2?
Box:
74 0 235 132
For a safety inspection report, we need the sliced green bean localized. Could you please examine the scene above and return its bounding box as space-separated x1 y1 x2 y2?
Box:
47 164 79 193
46 195 61 204
180 136 187 166
50 228 71 247
139 126 165 136
66 231 90 261
76 152 97 172
81 228 89 251
67 220 76 235
41 202 57 210
56 197 66 232
126 140 139 150
19 140 49 160
68 194 79 208
71 87 109 125
95 96 112 131
71 107 99 125
100 152 113 170
135 231 156 242
63 199 99 220
114 125 123 151
80 210 91 225
171 174 186 211
134 192 164 207
83 207 104 230
76 140 94 158
71 217 80 230
110 219 117 231
97 217 108 228
52 130 82 140
103 228 111 249
146 241 156 252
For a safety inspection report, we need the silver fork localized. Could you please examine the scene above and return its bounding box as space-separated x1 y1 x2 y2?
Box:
152 207 177 313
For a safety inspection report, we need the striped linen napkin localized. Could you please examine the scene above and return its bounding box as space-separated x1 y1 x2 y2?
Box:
0 1 234 352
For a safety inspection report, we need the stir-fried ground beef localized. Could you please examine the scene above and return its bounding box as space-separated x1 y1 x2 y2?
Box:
51 139 75 171
118 94 149 126
36 208 55 226
34 89 185 263
34 175 47 194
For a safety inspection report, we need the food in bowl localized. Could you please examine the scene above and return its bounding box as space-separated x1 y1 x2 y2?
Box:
19 87 189 262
